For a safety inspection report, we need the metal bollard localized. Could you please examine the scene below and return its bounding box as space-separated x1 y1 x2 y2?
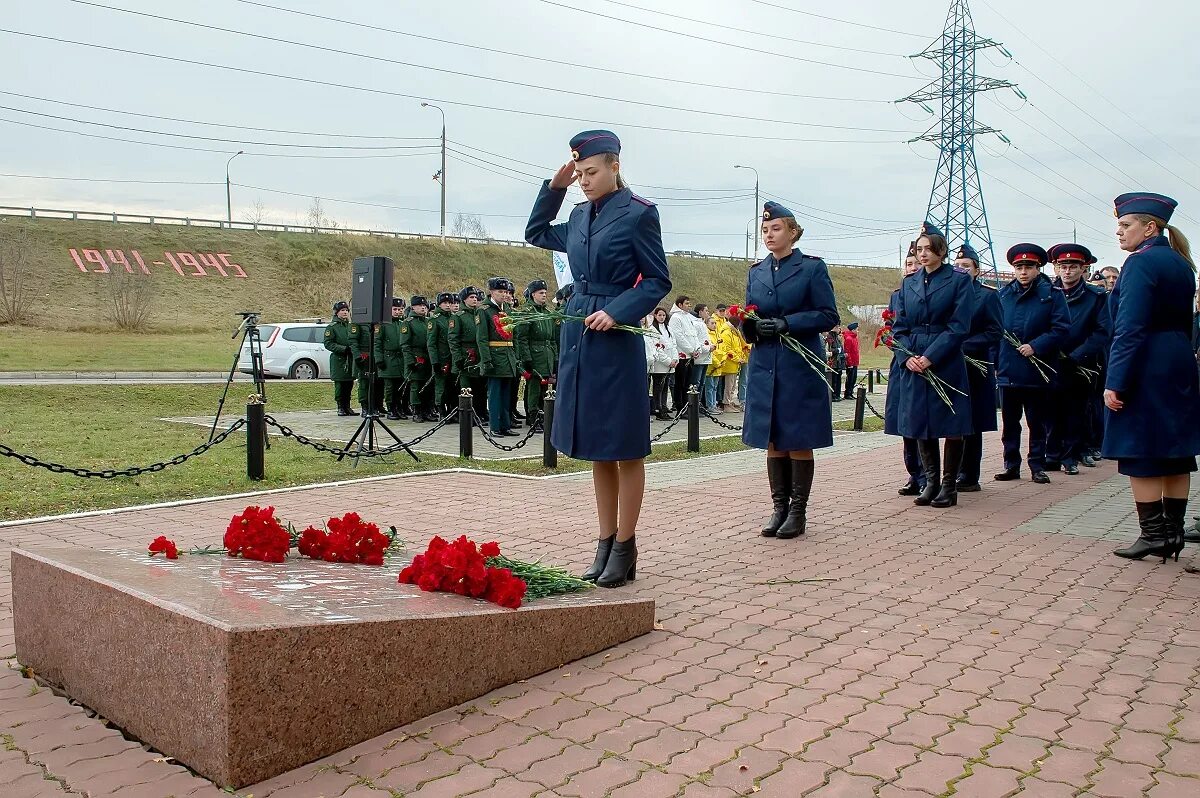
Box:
867 370 874 393
543 387 558 469
246 399 265 480
853 386 866 432
686 386 701 453
458 388 473 460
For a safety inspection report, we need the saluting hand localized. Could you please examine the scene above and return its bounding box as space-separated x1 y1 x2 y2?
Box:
549 161 578 190
1104 389 1123 411
584 310 616 331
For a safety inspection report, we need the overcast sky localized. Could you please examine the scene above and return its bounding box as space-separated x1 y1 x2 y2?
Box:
3 0 1197 269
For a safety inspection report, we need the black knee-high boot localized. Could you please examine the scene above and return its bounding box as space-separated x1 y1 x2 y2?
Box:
914 439 941 506
762 457 792 537
932 438 964 508
1114 501 1169 561
776 459 814 539
1162 496 1188 561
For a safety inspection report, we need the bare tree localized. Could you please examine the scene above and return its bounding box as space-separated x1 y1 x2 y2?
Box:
0 224 35 325
451 213 492 240
105 270 156 330
305 197 339 231
242 199 270 227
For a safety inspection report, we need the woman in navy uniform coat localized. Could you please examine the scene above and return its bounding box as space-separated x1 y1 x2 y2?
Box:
1104 193 1200 563
888 244 926 495
525 130 671 587
740 202 839 539
952 244 1002 492
889 223 975 508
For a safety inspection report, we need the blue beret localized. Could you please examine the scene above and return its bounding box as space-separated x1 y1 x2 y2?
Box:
570 130 620 161
920 221 944 239
955 243 979 264
332 300 349 312
762 201 794 221
1007 243 1048 267
1114 192 1177 223
1047 244 1097 265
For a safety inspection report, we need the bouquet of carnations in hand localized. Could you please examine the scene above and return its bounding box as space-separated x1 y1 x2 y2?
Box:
398 535 593 609
874 328 966 412
727 304 832 391
1003 331 1057 383
498 309 650 337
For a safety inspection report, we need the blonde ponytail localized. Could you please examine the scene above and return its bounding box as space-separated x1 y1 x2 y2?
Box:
1166 224 1195 269
602 152 627 190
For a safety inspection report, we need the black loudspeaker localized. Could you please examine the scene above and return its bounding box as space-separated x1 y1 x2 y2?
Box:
350 256 394 324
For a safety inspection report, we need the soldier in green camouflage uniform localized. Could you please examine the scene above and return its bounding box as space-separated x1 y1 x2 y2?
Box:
323 300 356 416
373 297 409 420
428 292 459 420
451 286 489 423
402 296 437 422
349 313 382 417
477 277 518 436
515 279 560 433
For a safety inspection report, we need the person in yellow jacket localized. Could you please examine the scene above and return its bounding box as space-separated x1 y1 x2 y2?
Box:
708 314 747 411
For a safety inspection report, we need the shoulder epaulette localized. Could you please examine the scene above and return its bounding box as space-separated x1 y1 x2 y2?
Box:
631 194 655 207
1085 283 1106 294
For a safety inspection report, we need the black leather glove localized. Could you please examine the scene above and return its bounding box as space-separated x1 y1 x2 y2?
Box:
756 317 788 337
741 316 759 344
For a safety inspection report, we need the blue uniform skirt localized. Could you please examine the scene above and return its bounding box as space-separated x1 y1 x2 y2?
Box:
1116 456 1198 477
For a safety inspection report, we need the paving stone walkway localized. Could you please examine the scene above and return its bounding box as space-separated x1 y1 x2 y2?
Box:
2 430 1199 797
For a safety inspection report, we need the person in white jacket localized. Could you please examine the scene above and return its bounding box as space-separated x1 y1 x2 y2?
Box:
646 307 678 420
668 296 704 414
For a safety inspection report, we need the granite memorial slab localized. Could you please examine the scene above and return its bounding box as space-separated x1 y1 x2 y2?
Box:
12 546 654 788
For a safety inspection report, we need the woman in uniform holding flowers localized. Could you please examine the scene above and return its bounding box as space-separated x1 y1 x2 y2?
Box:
525 130 671 587
737 201 839 540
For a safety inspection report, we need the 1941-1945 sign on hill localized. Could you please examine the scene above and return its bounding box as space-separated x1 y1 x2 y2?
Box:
68 248 248 278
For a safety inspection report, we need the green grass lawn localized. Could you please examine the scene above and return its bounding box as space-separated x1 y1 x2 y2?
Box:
0 383 748 521
0 328 235 372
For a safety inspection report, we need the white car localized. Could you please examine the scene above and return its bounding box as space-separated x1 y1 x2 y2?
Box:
238 321 330 380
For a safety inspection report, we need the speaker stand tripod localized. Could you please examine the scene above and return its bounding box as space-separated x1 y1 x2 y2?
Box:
211 314 269 448
339 323 418 464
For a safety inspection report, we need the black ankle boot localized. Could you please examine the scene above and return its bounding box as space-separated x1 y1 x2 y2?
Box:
776 459 814 539
762 457 792 537
1163 497 1188 561
597 536 636 587
932 439 964 508
1114 501 1169 561
914 440 940 506
898 477 922 496
582 535 615 582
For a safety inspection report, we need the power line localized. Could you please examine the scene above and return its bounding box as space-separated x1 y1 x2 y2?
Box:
979 166 1110 240
592 0 907 56
743 0 928 38
230 0 894 105
534 0 916 78
67 2 916 135
0 173 223 186
0 28 904 145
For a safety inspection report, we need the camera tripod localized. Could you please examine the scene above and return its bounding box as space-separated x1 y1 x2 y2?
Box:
211 312 269 446
339 322 418 463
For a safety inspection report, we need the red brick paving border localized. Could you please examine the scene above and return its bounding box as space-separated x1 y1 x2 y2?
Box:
2 434 1199 796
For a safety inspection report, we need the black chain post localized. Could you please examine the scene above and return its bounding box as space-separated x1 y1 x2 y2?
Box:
542 387 557 469
458 388 473 460
853 385 867 432
246 397 265 480
867 370 874 393
686 387 700 453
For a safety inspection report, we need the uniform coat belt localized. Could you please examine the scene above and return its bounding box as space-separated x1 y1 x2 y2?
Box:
912 324 949 333
575 279 625 297
488 341 515 347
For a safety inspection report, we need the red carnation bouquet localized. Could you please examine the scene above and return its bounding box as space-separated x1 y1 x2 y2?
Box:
874 327 965 412
727 304 832 391
148 535 179 560
399 535 593 609
492 312 514 341
224 505 291 563
296 512 393 566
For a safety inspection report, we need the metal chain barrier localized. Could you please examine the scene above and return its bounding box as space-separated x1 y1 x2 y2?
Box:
699 406 744 432
472 413 540 452
263 411 457 458
651 403 690 442
0 419 246 479
862 394 886 420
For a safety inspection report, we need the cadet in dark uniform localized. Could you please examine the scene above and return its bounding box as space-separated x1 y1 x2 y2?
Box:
401 296 436 422
349 313 382 417
374 298 408 420
323 301 356 416
1104 193 1200 562
994 244 1070 484
1045 244 1109 475
451 286 489 422
889 245 926 496
953 244 1002 492
740 202 838 538
525 130 671 587
429 292 458 420
889 222 975 508
515 279 560 432
477 278 519 436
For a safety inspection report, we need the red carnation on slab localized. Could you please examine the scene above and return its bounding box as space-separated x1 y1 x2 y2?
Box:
148 535 179 560
224 506 290 563
398 535 527 609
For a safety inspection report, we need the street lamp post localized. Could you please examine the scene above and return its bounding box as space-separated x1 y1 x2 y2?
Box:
734 164 760 260
1057 216 1077 244
422 102 447 242
225 150 244 225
